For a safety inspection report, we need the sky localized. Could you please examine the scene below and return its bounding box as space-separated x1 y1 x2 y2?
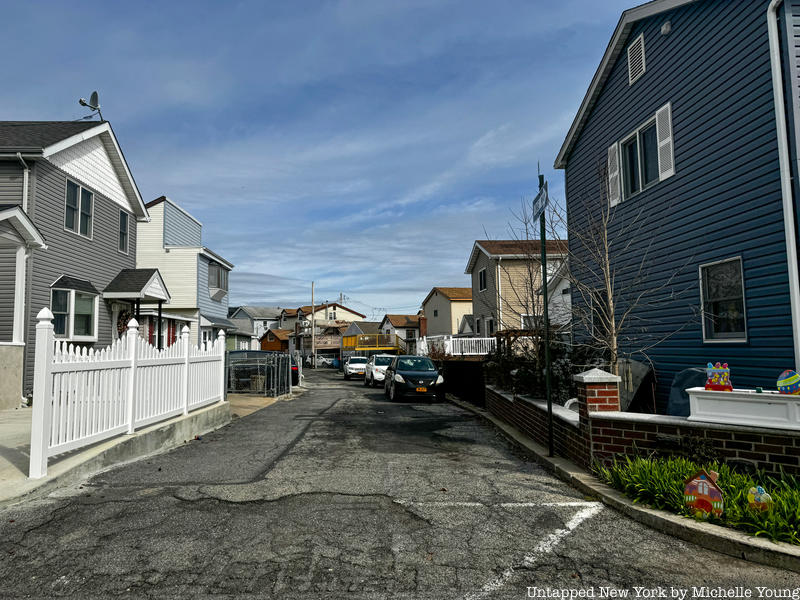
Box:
4 0 633 320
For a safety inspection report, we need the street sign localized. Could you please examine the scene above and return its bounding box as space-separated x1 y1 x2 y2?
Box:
532 186 549 222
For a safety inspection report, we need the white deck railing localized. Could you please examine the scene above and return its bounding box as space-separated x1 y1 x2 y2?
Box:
418 335 496 357
29 309 225 478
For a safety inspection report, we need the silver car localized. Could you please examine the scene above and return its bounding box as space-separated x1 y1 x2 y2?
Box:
364 354 394 387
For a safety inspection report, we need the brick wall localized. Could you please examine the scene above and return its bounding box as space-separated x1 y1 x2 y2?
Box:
485 387 588 466
484 368 800 477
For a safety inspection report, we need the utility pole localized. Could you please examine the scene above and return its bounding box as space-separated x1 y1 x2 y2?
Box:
311 281 316 368
538 173 554 458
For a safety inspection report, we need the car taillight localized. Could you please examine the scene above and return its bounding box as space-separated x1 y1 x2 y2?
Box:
291 366 298 371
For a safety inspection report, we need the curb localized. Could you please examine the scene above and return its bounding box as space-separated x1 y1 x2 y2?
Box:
447 395 800 574
0 402 231 509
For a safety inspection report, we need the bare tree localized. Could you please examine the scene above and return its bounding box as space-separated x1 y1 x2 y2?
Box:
553 162 697 376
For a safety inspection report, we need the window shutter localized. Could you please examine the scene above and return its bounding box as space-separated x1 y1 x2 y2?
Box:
607 143 621 206
656 103 675 180
627 33 646 85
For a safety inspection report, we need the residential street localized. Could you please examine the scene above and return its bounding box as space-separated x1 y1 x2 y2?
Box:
0 370 797 599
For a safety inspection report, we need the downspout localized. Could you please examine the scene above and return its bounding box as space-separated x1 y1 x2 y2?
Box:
767 0 800 370
16 152 29 212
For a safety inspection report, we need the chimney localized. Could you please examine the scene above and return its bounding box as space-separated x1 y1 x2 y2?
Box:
419 315 428 337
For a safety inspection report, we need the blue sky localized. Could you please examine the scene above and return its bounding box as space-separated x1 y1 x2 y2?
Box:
6 1 632 319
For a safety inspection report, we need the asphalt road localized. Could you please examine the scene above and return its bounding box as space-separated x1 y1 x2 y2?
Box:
1 370 797 599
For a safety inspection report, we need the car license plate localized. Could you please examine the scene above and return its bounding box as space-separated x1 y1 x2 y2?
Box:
416 387 427 392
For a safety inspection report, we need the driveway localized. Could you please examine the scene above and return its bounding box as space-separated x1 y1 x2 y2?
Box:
0 370 796 598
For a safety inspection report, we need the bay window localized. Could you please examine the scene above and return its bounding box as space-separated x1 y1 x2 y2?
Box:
50 287 98 341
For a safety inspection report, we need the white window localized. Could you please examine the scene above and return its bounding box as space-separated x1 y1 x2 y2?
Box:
700 257 747 342
65 180 93 238
479 268 487 292
521 314 535 329
433 309 438 317
627 33 645 85
476 319 482 335
118 211 129 254
608 103 674 206
488 319 495 335
50 288 98 342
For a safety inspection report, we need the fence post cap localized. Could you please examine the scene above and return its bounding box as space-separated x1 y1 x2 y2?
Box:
127 318 139 330
181 325 190 335
573 367 621 384
217 329 226 339
36 307 54 321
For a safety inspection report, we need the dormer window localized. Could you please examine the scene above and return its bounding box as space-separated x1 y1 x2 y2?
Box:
627 33 645 85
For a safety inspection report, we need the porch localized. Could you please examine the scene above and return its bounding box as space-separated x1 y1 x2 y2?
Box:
0 205 46 409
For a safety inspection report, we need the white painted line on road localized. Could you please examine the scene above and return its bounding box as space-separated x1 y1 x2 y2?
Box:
462 503 603 600
394 500 599 509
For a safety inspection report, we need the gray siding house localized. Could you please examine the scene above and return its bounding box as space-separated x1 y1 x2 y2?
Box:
0 121 165 408
555 0 800 411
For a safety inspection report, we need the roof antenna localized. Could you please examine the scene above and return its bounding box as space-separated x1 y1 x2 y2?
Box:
78 91 104 121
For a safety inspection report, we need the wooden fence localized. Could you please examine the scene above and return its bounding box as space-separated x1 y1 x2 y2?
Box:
29 308 225 478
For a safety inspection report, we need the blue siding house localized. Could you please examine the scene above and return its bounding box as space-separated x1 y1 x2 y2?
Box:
555 0 800 412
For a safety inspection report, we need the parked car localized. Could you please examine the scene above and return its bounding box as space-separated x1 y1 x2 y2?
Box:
384 355 443 401
343 355 368 380
364 354 394 387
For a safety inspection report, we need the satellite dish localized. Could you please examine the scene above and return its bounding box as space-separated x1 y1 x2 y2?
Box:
78 90 103 120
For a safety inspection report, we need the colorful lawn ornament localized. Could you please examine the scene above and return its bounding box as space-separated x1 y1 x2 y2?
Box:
777 370 800 395
747 486 773 512
684 469 724 518
705 362 733 392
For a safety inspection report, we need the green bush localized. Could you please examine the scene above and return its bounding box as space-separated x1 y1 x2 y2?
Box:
595 455 800 545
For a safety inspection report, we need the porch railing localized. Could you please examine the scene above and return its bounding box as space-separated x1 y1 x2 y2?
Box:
29 309 225 478
418 335 496 357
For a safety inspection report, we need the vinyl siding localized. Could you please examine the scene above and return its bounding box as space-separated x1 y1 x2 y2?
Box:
422 293 454 336
23 160 137 392
136 202 164 251
0 246 15 340
563 0 793 411
163 200 201 246
470 252 498 332
47 135 130 211
138 246 198 309
197 255 228 319
0 161 24 205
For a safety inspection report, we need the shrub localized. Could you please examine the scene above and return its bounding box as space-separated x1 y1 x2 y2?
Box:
595 455 800 545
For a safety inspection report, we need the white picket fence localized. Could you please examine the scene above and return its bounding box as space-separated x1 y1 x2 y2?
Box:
418 335 497 356
29 308 225 478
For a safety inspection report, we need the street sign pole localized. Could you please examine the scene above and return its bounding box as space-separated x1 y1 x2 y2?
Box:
536 174 554 458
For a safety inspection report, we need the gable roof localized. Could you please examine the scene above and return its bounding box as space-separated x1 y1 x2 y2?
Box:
459 314 475 334
297 303 366 318
234 306 283 320
51 275 98 294
260 328 291 342
0 121 100 150
381 314 421 329
350 321 381 335
0 204 47 249
554 0 696 169
422 286 472 306
465 239 569 273
103 268 171 302
0 120 149 220
228 318 255 337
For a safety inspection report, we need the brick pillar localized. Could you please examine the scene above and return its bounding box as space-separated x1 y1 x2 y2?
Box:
574 368 621 467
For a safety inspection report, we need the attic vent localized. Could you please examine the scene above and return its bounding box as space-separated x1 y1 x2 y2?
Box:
627 33 646 85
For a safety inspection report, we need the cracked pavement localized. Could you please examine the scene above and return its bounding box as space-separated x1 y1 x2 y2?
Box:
1 370 797 599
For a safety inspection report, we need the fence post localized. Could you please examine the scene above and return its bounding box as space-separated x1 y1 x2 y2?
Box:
125 318 139 434
287 354 292 394
29 308 55 479
217 329 226 403
181 325 190 415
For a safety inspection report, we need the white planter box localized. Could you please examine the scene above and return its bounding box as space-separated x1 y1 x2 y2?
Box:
687 387 800 431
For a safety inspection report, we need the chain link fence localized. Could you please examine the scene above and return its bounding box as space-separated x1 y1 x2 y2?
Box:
227 351 292 396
